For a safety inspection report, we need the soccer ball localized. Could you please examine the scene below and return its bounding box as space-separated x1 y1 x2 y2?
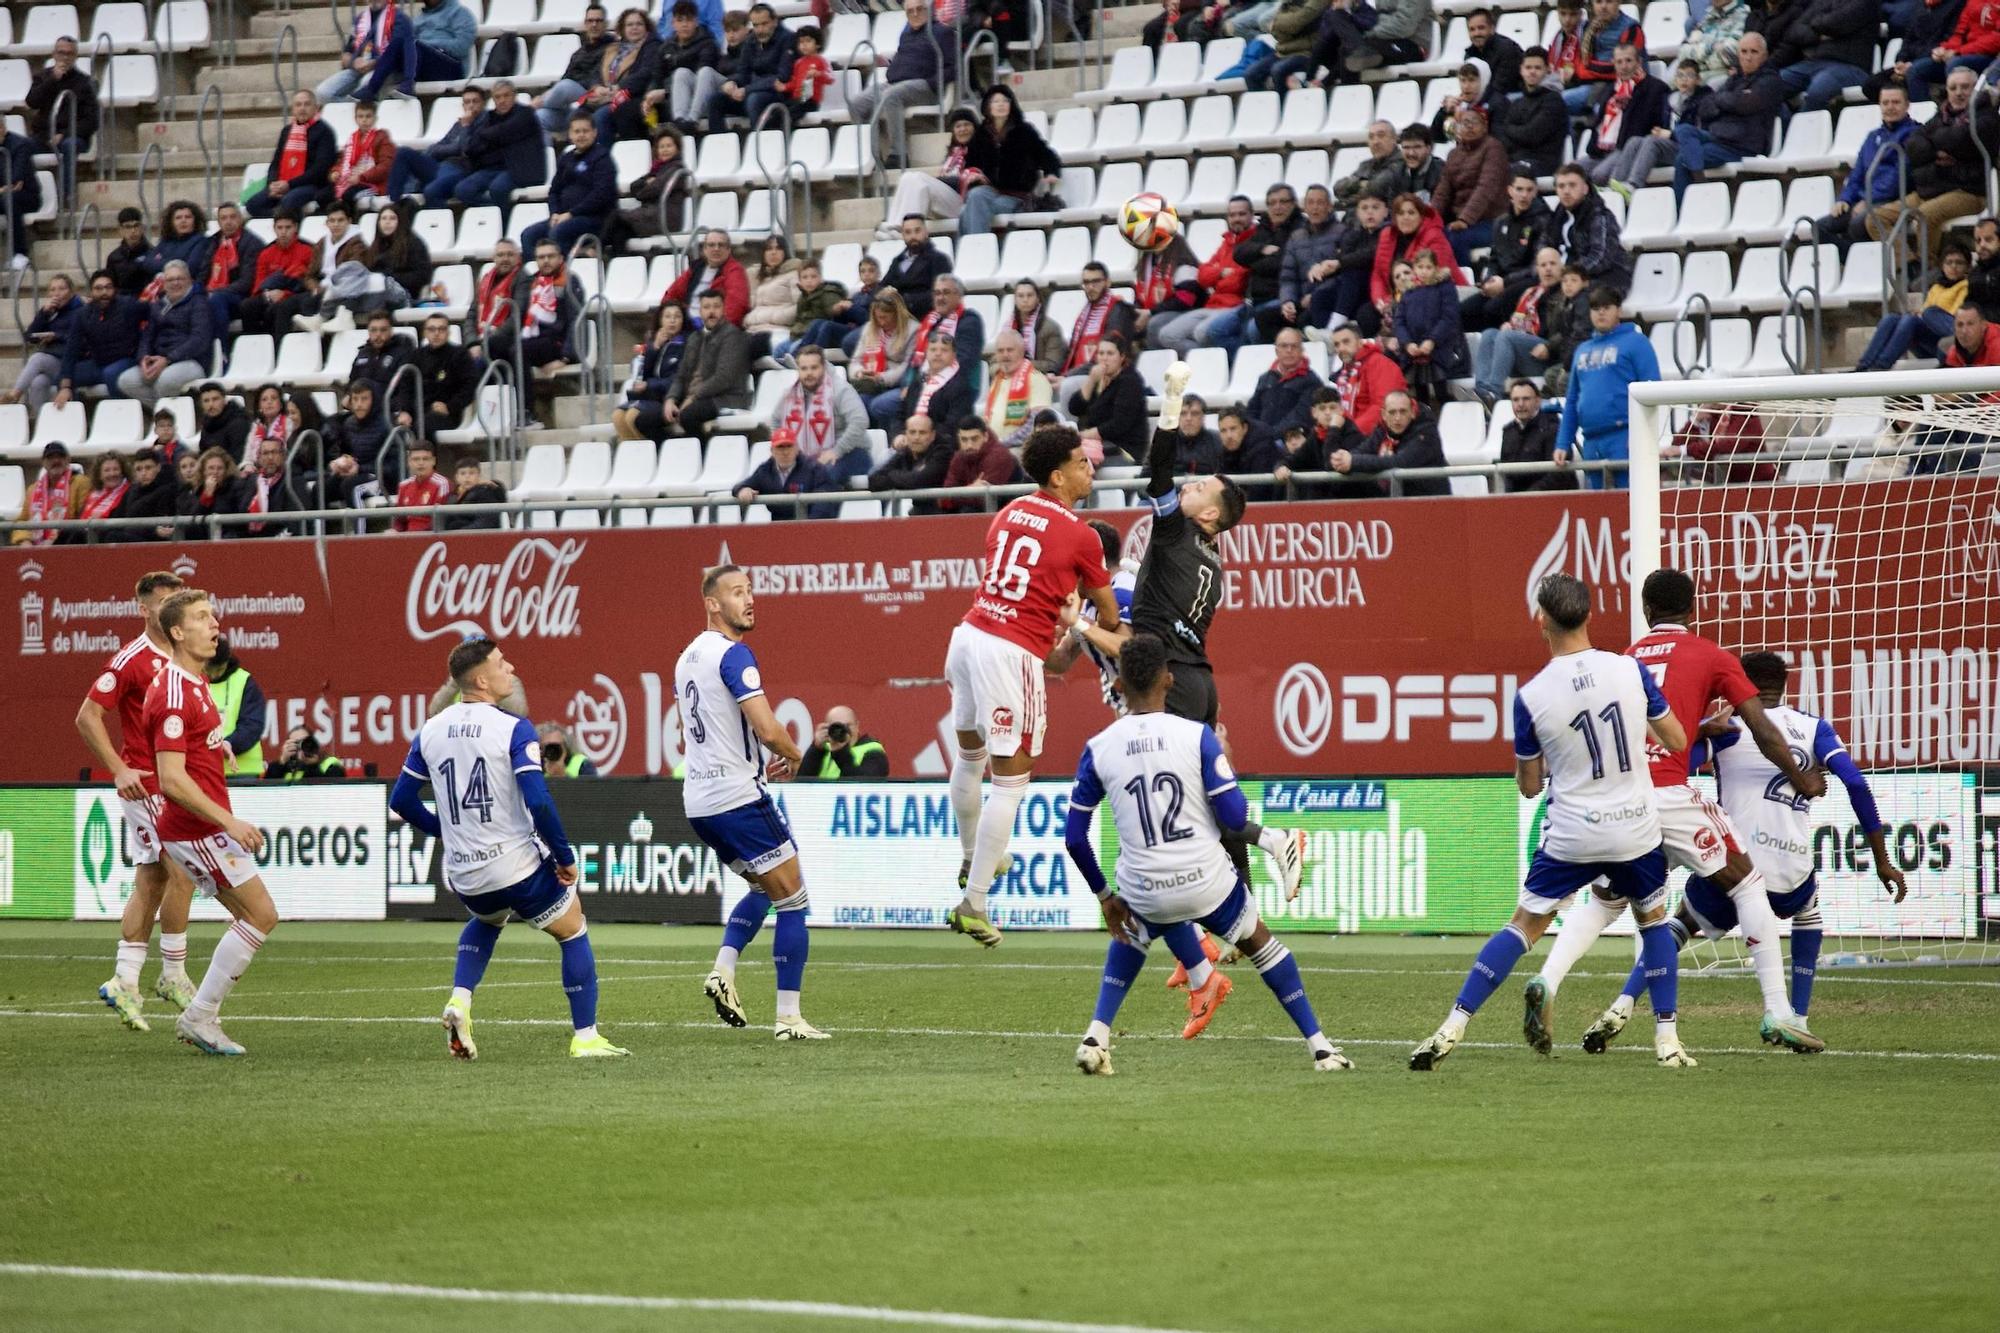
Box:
1119 192 1180 252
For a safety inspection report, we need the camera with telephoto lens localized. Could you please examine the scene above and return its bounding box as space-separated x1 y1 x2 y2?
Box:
825 722 850 745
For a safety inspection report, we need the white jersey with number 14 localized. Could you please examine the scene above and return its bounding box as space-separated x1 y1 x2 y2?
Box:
403 701 546 895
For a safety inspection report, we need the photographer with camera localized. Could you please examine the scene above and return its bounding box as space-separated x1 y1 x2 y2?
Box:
538 722 599 778
265 727 347 782
800 705 889 780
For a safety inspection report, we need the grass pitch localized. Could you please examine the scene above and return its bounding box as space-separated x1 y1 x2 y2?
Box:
1 922 1996 1332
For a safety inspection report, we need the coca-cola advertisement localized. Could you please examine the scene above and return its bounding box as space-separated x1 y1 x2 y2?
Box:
3 483 1993 781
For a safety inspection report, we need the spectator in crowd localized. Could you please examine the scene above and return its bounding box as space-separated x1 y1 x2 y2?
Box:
118 263 212 410
1673 32 1785 199
1430 60 1493 144
1869 68 2000 265
522 115 617 258
938 415 1028 511
1065 333 1146 461
248 91 339 220
735 426 839 519
847 287 917 399
1169 395 1226 474
775 22 833 122
981 329 1054 448
803 255 881 353
639 3 722 136
12 443 87 545
478 240 586 417
354 200 434 319
699 3 796 134
1815 84 1918 255
1858 242 1970 370
662 288 752 435
1603 56 1713 198
392 314 475 442
196 382 253 458
1769 0 1877 112
1142 0 1210 47
1473 247 1566 403
1149 197 1253 359
605 127 691 253
318 0 405 102
393 442 455 532
1057 263 1132 400
1495 48 1568 178
1582 45 1670 191
389 86 486 206
2 125 41 269
996 280 1068 376
800 706 891 778
1276 391 1363 500
65 451 134 541
177 446 246 537
1462 174 1550 331
743 234 803 361
1683 0 1751 82
850 0 960 171
1339 0 1434 71
1329 389 1447 494
1222 0 1326 91
243 385 296 470
883 109 979 237
885 335 975 436
1465 7 1525 96
1670 403 1778 483
539 724 600 778
440 459 508 530
106 209 153 296
1371 195 1467 334
456 82 549 209
1371 124 1444 204
146 408 190 468
960 85 1064 236
1244 327 1323 445
772 258 845 363
1549 162 1633 294
613 301 691 441
145 202 214 298
883 215 952 319
1335 123 1400 211
663 229 752 325
535 5 616 132
53 272 141 408
119 447 183 541
1565 0 1644 113
912 276 985 385
1330 323 1408 436
1908 3 2000 99
1967 215 2000 320
869 410 951 512
1875 0 1968 99
1204 185 1300 355
203 636 268 778
349 310 415 411
267 728 347 782
328 100 398 215
576 8 662 140
288 200 370 334
401 0 480 91
774 344 872 481
1389 248 1469 407
1555 286 1659 490
3 276 83 414
1498 377 1574 491
1260 184 1342 341
174 451 201 493
234 435 303 539
24 35 96 210
200 203 265 339
1433 107 1511 268
1929 303 2000 472
1217 407 1282 495
319 382 388 505
1131 227 1204 350
237 215 318 338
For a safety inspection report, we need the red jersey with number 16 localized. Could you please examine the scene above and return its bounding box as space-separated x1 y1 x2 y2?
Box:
1626 623 1758 787
86 634 173 794
142 661 235 841
963 492 1111 658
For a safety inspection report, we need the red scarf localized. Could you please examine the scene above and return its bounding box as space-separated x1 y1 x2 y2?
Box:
26 467 75 543
1136 253 1178 311
984 360 1037 432
476 264 516 333
1334 347 1370 420
913 306 961 360
779 380 835 461
1064 296 1118 373
1595 78 1636 151
528 269 564 327
1006 304 1041 338
246 471 278 531
1510 282 1548 335
913 363 958 417
249 412 292 465
857 325 895 377
1163 0 1180 40
82 479 127 521
354 2 393 57
207 232 240 292
1549 28 1582 74
333 127 384 198
279 118 316 183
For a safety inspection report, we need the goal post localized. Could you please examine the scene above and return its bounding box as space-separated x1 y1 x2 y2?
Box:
1627 367 2000 967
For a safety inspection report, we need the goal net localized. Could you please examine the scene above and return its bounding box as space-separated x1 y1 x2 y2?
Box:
1629 368 2000 969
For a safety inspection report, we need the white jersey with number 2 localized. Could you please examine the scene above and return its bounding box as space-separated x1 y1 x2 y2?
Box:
404 701 546 894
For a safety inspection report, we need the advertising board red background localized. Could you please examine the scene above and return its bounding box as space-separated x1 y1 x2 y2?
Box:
4 482 1993 780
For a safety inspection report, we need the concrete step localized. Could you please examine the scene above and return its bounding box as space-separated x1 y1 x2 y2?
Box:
194 60 345 96
139 115 287 152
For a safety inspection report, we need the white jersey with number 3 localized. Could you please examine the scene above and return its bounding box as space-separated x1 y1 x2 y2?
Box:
1514 648 1672 863
675 628 769 818
404 701 546 894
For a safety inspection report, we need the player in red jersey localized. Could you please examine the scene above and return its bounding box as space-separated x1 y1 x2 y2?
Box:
943 423 1123 947
142 589 282 1057
1527 568 1830 1055
75 570 200 1031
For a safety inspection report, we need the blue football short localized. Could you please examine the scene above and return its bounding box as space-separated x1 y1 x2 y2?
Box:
1519 846 1669 915
690 793 798 877
1684 873 1819 938
457 859 571 928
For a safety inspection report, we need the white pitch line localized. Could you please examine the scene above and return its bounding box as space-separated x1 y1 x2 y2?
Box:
0 1263 1215 1333
2 1007 1994 1062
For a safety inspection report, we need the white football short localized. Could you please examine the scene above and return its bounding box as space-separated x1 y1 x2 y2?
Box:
164 832 261 898
945 622 1048 760
1654 784 1745 879
120 793 164 867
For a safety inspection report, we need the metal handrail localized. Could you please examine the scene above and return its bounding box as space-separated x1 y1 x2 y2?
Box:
1778 215 1823 374
385 359 427 443
1779 285 1822 376
1971 62 2000 217
45 89 80 210
651 163 693 242
137 143 168 226
578 291 616 427
91 33 118 184
781 159 815 259
375 423 416 498
960 28 999 101
1860 135 1922 321
157 0 178 120
1672 292 1712 379
73 203 104 277
1018 0 1045 72
274 24 301 103
279 425 316 518
221 0 239 66
332 0 359 42
196 84 226 216
0 148 16 315
847 39 886 200
7 255 39 339
920 17 950 136
748 100 794 188
465 357 520 462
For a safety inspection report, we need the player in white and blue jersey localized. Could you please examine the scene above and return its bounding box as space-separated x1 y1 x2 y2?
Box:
1584 650 1908 1054
1063 634 1352 1075
389 637 628 1060
676 564 827 1041
1043 519 1137 716
1410 573 1693 1071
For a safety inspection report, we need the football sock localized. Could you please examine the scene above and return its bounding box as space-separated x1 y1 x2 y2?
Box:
1084 1019 1111 1047
1093 938 1148 1027
1160 921 1211 989
1655 1016 1679 1048
1451 924 1530 1020
1538 892 1623 995
1249 938 1322 1041
189 919 265 1022
718 890 772 975
1638 919 1678 1022
114 940 146 988
1790 906 1824 1017
453 916 502 992
949 745 987 863
159 931 189 980
1620 916 1688 1002
450 986 473 1009
964 771 1031 913
770 887 809 999
558 927 598 1032
1728 872 1792 1015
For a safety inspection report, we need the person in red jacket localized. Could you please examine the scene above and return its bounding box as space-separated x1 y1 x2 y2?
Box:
1329 323 1408 437
935 413 1026 511
1929 303 2000 473
1371 196 1467 313
1907 1 2000 94
392 441 454 531
661 229 752 326
238 215 319 338
1152 195 1255 360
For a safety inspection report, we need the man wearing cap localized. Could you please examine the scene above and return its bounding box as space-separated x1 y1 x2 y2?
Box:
12 442 87 546
732 426 839 521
